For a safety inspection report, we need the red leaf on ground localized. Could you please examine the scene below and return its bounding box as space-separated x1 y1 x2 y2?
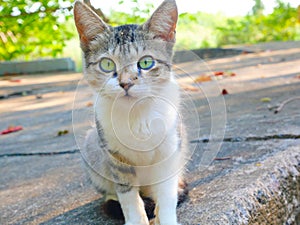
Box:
214 71 237 77
9 79 21 83
241 51 250 55
214 71 224 76
221 89 229 95
0 126 23 135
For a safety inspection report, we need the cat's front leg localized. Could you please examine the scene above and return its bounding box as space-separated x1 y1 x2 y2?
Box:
116 185 149 225
152 176 181 225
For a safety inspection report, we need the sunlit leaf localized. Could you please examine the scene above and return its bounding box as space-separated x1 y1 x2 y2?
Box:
0 0 74 61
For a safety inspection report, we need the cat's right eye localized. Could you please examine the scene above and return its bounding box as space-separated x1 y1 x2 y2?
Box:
99 58 116 73
138 56 155 70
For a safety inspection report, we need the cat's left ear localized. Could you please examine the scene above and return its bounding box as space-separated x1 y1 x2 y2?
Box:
74 1 110 49
143 0 178 42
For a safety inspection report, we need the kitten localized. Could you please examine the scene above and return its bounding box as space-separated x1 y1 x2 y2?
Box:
74 0 188 224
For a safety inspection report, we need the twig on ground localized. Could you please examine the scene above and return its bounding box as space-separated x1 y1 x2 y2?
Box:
214 157 231 161
274 96 300 114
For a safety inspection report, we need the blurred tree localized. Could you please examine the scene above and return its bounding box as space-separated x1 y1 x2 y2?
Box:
0 0 74 61
251 0 265 16
109 0 153 25
297 4 300 22
217 0 300 46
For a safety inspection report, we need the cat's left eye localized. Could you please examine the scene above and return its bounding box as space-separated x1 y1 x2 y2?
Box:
99 58 116 73
138 56 155 70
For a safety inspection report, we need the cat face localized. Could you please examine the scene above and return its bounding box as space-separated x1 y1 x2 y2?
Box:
74 0 178 99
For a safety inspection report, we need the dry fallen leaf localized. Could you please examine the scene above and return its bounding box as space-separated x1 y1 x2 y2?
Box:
194 75 212 83
86 102 93 107
180 84 199 92
214 71 237 78
260 97 271 103
36 94 43 99
57 130 69 136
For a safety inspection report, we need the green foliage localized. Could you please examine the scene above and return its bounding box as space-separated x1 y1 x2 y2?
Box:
109 0 153 25
111 0 299 49
176 12 227 49
251 0 265 16
109 1 226 49
2 0 299 62
217 1 300 46
0 0 74 61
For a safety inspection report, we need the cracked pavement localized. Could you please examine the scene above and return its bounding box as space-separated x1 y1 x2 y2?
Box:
0 41 300 225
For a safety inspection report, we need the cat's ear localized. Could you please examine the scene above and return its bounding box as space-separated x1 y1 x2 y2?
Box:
143 0 178 42
74 1 109 47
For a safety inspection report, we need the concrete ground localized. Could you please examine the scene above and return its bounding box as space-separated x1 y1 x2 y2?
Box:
0 41 299 225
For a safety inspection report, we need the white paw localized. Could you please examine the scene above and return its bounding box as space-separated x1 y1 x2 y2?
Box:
154 223 181 225
154 221 181 225
124 221 149 225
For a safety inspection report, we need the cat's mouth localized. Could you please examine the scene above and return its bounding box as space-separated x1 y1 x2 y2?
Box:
119 82 135 98
124 91 132 97
119 95 137 101
121 89 145 99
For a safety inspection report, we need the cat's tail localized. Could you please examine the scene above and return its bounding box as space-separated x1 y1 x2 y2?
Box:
178 178 189 206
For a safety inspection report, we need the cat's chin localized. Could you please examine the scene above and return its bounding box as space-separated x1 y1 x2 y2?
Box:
122 91 155 100
119 94 138 99
119 93 152 101
100 92 141 101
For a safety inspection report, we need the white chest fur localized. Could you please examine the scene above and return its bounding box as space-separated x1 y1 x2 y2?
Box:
95 79 180 166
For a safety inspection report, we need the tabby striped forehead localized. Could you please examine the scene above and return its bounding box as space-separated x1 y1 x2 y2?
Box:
108 24 145 56
86 24 144 61
87 24 173 65
112 24 139 46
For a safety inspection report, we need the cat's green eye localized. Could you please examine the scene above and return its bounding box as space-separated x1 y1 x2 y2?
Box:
99 58 116 73
138 56 155 70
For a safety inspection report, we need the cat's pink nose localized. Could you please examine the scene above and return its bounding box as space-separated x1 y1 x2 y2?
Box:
119 82 134 91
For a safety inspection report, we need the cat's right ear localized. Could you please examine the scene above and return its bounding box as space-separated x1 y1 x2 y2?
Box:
74 1 109 49
143 0 178 42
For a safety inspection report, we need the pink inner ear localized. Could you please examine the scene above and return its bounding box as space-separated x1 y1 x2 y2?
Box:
156 31 175 42
155 21 177 42
167 23 177 41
